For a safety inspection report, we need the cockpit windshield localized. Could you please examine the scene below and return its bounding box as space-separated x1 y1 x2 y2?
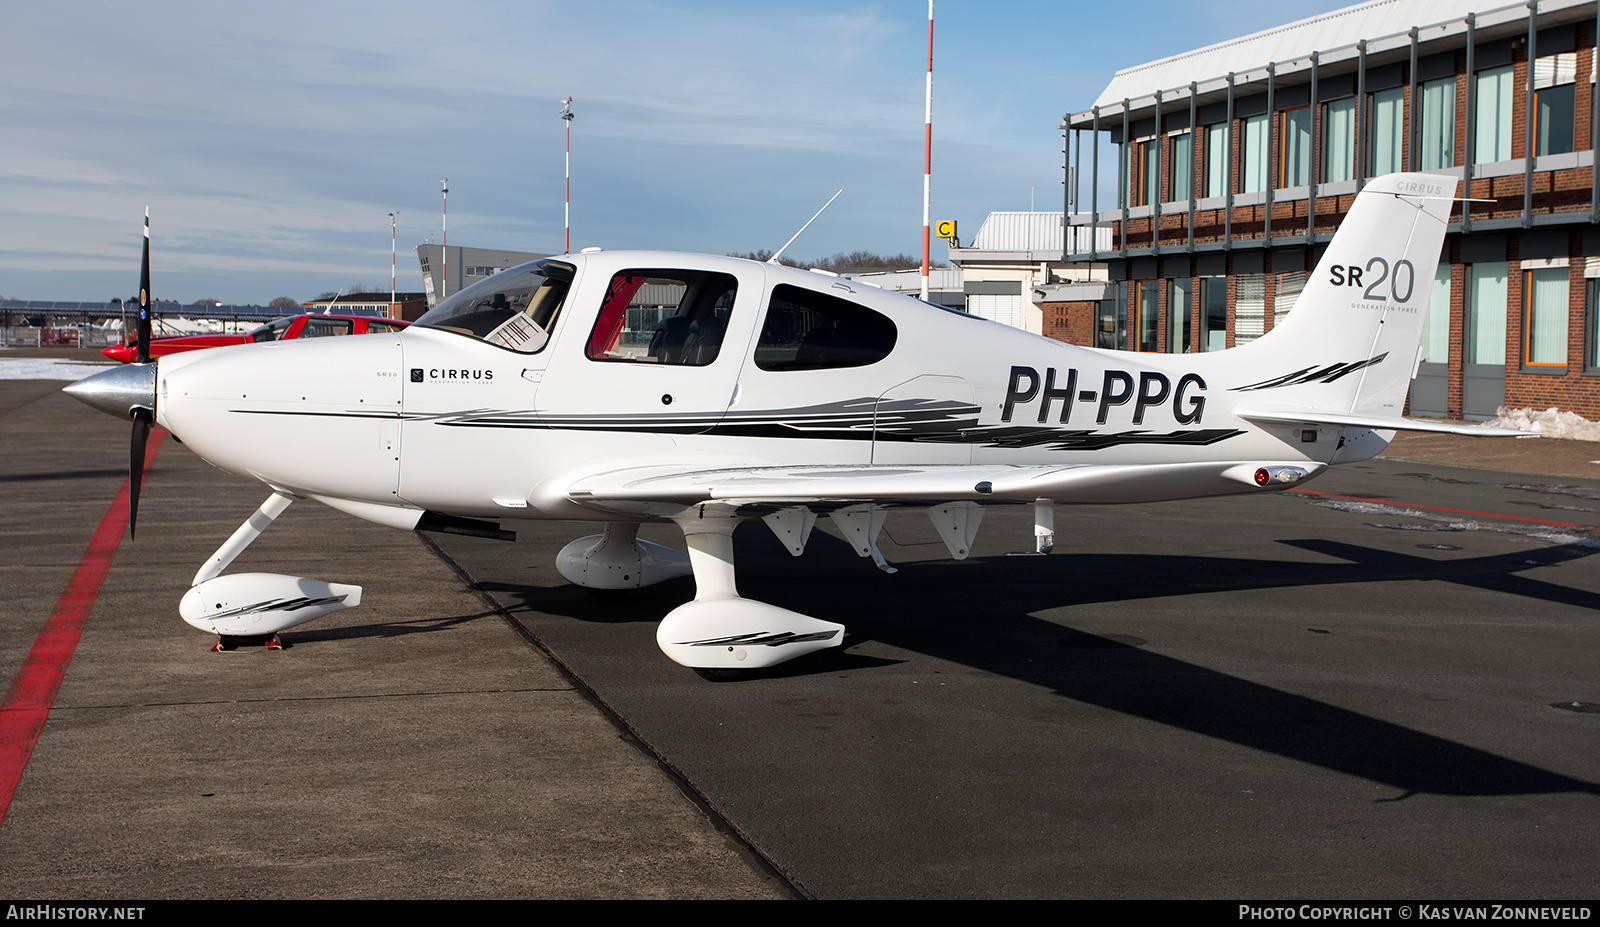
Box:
414 259 575 353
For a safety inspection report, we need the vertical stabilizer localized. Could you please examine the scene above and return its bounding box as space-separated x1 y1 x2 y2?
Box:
1236 173 1457 418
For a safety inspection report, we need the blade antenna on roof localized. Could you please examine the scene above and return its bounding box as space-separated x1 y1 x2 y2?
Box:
768 190 842 265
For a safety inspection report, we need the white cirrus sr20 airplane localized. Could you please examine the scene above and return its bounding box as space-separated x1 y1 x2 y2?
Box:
67 172 1522 673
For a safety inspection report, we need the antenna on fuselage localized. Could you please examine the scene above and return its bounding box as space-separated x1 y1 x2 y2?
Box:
768 190 842 265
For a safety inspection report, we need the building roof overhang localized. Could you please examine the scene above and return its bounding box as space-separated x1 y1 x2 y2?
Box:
1066 0 1595 130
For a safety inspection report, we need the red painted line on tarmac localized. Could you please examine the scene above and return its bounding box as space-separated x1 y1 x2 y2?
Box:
1287 487 1594 530
0 430 166 829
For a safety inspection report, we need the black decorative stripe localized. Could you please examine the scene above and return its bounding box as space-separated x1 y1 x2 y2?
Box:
232 397 1244 453
231 410 402 419
677 630 842 648
205 595 348 621
1231 353 1388 391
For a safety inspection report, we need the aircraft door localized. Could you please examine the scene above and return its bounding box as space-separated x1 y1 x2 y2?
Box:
874 375 977 465
396 326 549 513
536 266 758 438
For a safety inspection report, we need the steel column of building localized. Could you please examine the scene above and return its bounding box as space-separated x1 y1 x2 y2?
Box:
1357 41 1369 190
1465 14 1477 231
1063 124 1073 235
1091 106 1100 261
1409 27 1422 171
1310 52 1321 244
1525 2 1539 228
1226 73 1235 249
1266 63 1276 245
1188 82 1198 252
1121 100 1130 257
1154 88 1164 253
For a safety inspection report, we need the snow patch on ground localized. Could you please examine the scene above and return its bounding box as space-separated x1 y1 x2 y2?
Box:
0 358 118 381
1487 407 1600 442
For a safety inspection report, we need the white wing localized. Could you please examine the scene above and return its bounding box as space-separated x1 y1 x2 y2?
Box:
565 458 1326 516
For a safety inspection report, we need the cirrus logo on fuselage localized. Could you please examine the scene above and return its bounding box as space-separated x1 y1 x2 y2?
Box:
410 367 494 383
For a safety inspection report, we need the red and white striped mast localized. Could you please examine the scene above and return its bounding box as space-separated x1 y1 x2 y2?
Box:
440 179 449 300
388 210 398 314
561 97 575 253
920 0 934 301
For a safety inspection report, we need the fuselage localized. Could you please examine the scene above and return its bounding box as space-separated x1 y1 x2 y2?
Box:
153 250 1371 525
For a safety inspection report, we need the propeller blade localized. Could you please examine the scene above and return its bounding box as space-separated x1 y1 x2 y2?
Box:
130 409 152 538
137 208 151 364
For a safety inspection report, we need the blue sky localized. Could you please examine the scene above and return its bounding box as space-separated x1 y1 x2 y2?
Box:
2 0 1338 304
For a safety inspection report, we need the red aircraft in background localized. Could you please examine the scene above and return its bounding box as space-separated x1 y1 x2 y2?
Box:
101 313 410 364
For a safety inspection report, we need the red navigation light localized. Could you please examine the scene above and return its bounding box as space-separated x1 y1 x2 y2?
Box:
1254 467 1270 486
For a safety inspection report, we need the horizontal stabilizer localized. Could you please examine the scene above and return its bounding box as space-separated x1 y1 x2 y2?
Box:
1237 408 1534 438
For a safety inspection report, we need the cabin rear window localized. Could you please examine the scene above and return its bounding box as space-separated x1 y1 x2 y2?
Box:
414 259 574 354
585 269 737 365
754 284 896 370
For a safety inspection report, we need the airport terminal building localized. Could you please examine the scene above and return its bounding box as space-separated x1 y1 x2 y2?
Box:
1055 0 1600 420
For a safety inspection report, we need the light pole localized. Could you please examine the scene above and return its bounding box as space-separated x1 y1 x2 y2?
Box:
561 97 574 253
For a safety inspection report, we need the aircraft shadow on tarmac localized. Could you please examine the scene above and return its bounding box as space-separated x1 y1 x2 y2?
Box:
290 608 505 643
453 524 1600 802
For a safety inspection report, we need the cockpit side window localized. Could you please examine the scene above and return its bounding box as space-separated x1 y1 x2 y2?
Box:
413 259 574 354
249 317 295 343
754 284 897 370
302 318 354 338
585 269 737 366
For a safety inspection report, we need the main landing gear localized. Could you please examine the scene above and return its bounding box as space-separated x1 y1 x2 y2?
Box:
557 512 845 672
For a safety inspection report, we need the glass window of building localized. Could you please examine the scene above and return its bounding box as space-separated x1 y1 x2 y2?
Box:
1170 132 1192 202
1240 114 1269 194
1524 266 1569 367
1235 274 1266 345
1533 53 1577 156
1274 272 1307 329
1201 277 1228 351
1323 97 1356 182
1468 262 1508 366
1168 278 1193 353
1369 87 1405 175
1126 137 1158 207
1277 106 1311 187
1124 281 1160 352
1204 123 1228 198
1098 291 1127 350
1586 279 1600 371
1474 65 1515 163
1419 77 1456 170
1420 265 1452 364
